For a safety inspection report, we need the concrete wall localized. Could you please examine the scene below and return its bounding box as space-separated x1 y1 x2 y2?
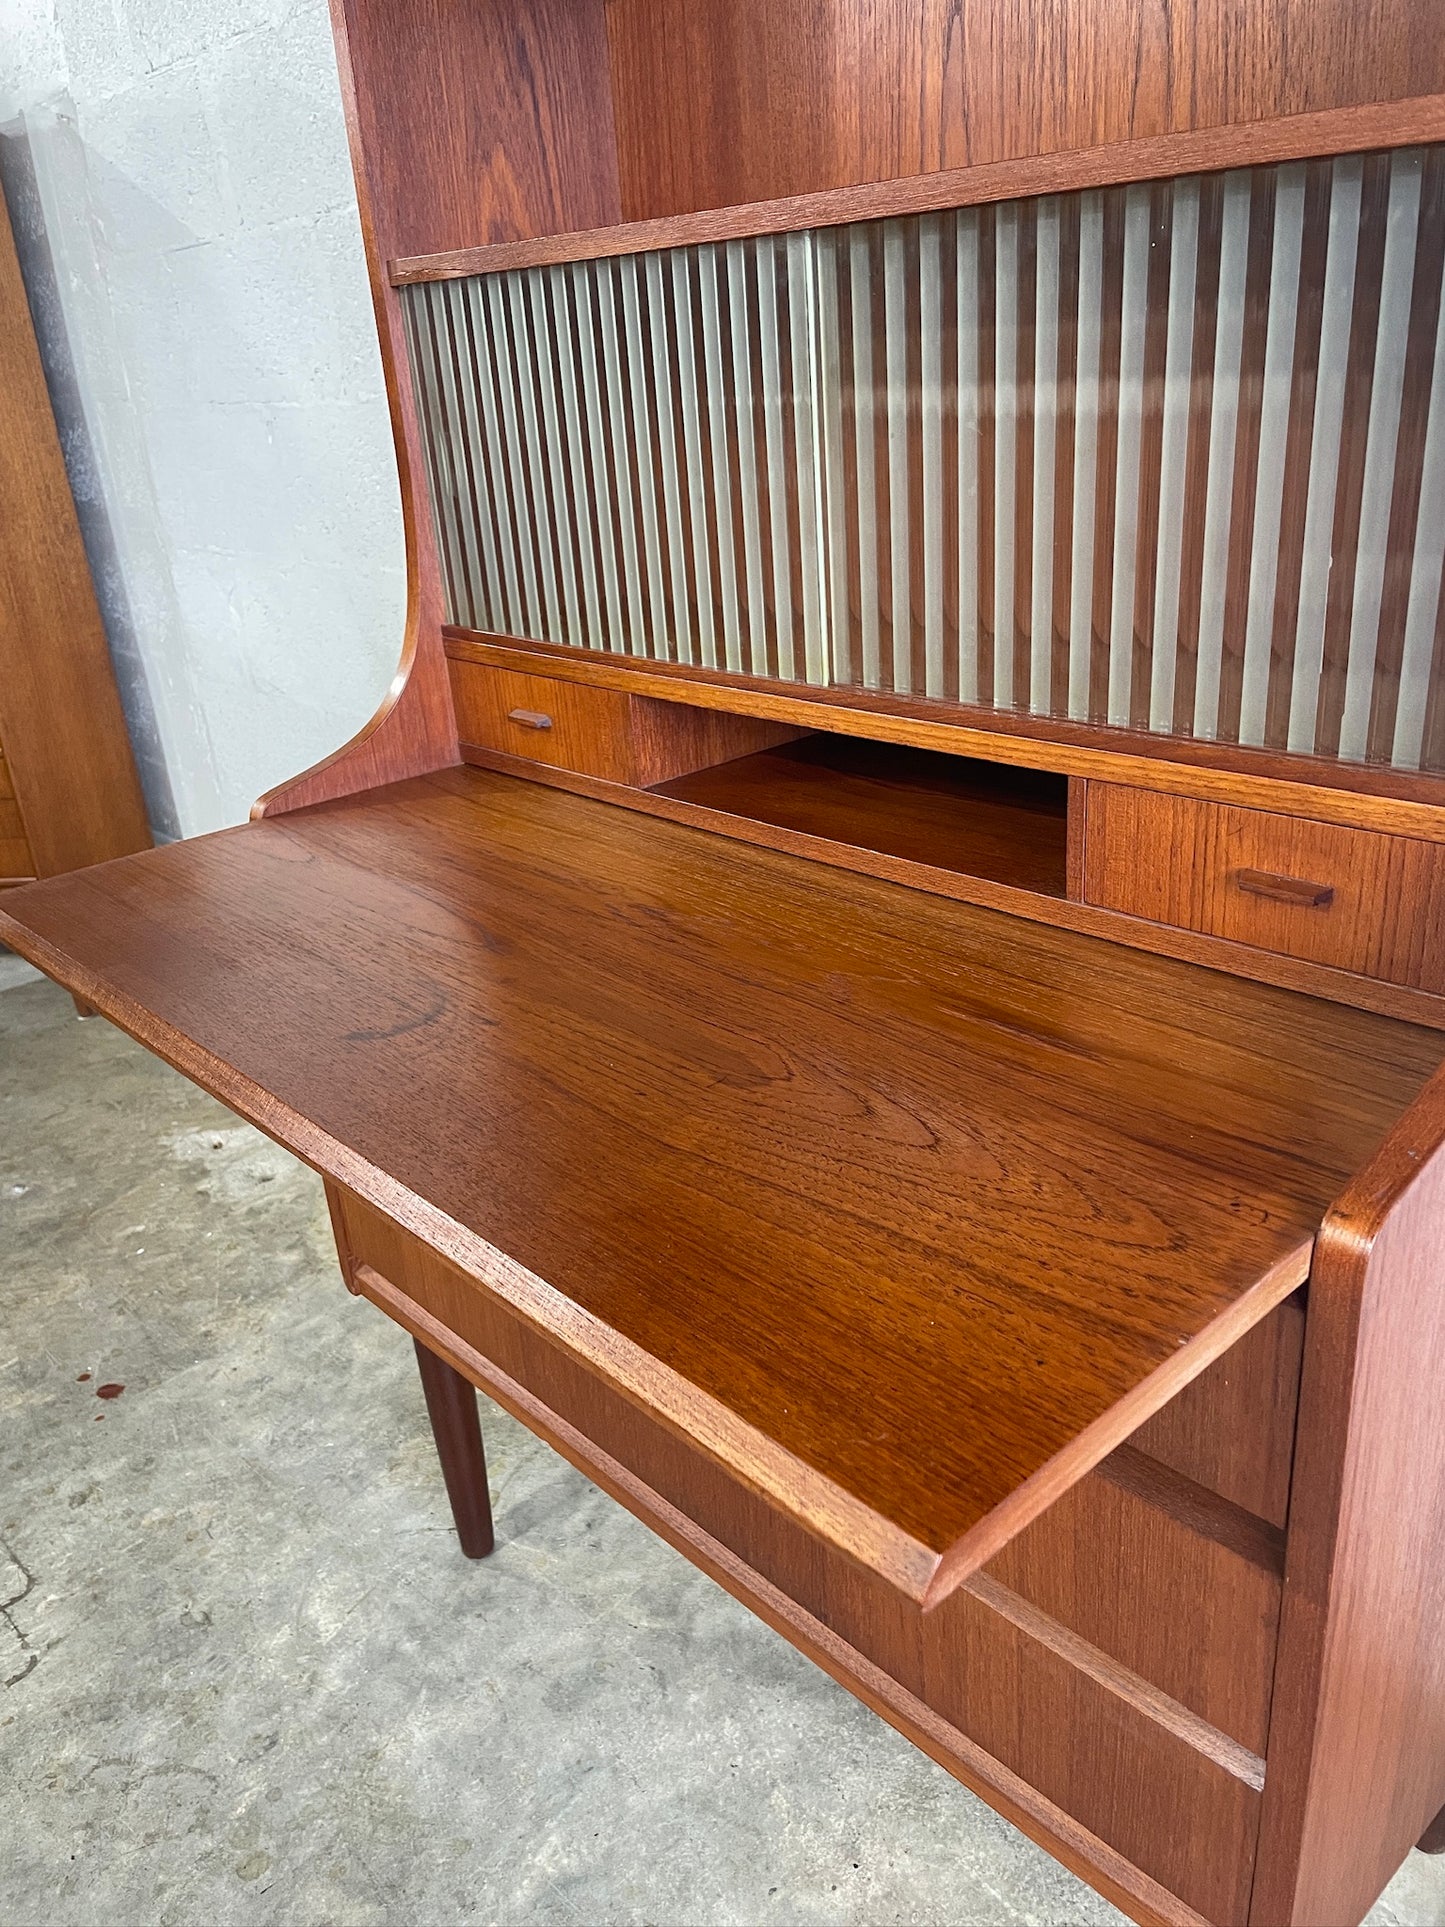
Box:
0 0 405 838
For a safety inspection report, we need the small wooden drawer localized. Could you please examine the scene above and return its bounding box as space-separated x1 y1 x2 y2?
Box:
1083 784 1445 992
448 655 804 788
449 660 638 782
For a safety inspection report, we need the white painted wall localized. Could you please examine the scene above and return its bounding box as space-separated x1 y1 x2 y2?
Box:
0 0 405 838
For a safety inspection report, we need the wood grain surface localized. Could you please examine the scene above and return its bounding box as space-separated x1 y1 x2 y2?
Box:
391 94 1445 284
332 1189 1216 1927
448 657 800 786
443 634 1445 833
0 745 36 882
654 736 1070 896
1084 785 1445 993
1129 1296 1305 1530
338 0 620 265
2 768 1440 1607
924 1570 1263 1921
0 179 151 876
985 1443 1284 1755
603 1 1445 221
459 738 1445 1031
1251 1065 1445 1922
333 1179 1261 1919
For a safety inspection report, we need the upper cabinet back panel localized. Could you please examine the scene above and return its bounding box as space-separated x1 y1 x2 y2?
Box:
338 0 622 260
603 0 1445 220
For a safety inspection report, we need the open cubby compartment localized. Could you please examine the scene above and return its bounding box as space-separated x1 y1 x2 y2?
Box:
448 646 1073 901
652 732 1071 899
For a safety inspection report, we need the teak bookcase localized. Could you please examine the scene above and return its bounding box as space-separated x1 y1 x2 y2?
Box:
6 7 1445 1923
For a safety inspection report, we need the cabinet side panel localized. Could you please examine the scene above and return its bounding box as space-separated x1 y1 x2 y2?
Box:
1252 1071 1445 1923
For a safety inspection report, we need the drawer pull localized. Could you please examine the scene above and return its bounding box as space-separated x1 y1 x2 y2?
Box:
1233 867 1335 909
507 707 553 731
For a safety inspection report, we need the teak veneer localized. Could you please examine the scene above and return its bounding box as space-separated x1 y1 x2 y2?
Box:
13 766 1437 1606
8 0 1445 1920
0 174 150 886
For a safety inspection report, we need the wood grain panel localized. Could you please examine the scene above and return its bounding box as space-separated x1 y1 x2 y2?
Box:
654 736 1070 898
0 795 34 876
329 1183 925 1688
628 704 805 787
4 768 1439 1603
0 795 28 846
336 1180 1260 1925
0 181 151 877
985 1444 1284 1754
1253 1068 1445 1922
0 840 36 882
923 1575 1262 1923
394 97 1445 285
603 0 1445 221
337 0 621 264
448 658 801 785
461 737 1445 1030
1083 785 1445 992
327 1188 1221 1927
1130 1295 1305 1530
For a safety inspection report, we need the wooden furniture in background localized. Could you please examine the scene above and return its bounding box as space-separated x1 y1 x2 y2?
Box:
0 184 150 890
5 4 1445 1923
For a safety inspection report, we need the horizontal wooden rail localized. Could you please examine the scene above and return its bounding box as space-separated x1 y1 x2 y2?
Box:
391 92 1445 285
442 631 1445 827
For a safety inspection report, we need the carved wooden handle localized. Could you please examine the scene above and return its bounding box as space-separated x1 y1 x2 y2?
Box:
1232 866 1335 909
507 707 553 730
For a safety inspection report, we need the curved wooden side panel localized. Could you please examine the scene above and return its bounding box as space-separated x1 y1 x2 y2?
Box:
252 3 458 819
253 0 623 818
1251 1063 1445 1924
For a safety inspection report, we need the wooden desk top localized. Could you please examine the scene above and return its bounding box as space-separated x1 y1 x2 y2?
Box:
4 767 1441 1605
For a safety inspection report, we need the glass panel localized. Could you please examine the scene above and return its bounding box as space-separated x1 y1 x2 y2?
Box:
402 146 1445 773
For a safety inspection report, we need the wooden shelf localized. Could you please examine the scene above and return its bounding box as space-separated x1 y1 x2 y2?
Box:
443 632 1445 822
3 766 1440 1608
387 93 1445 285
652 734 1070 899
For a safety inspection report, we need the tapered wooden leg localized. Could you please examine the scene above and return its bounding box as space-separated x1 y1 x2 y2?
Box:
1417 1806 1445 1854
413 1338 494 1558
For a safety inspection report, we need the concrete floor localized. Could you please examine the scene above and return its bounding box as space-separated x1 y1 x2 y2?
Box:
3 959 1445 1927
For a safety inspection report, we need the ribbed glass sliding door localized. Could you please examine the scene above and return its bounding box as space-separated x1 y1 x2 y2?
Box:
402 144 1445 773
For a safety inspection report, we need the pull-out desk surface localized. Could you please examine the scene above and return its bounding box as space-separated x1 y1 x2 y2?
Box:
3 766 1441 1612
